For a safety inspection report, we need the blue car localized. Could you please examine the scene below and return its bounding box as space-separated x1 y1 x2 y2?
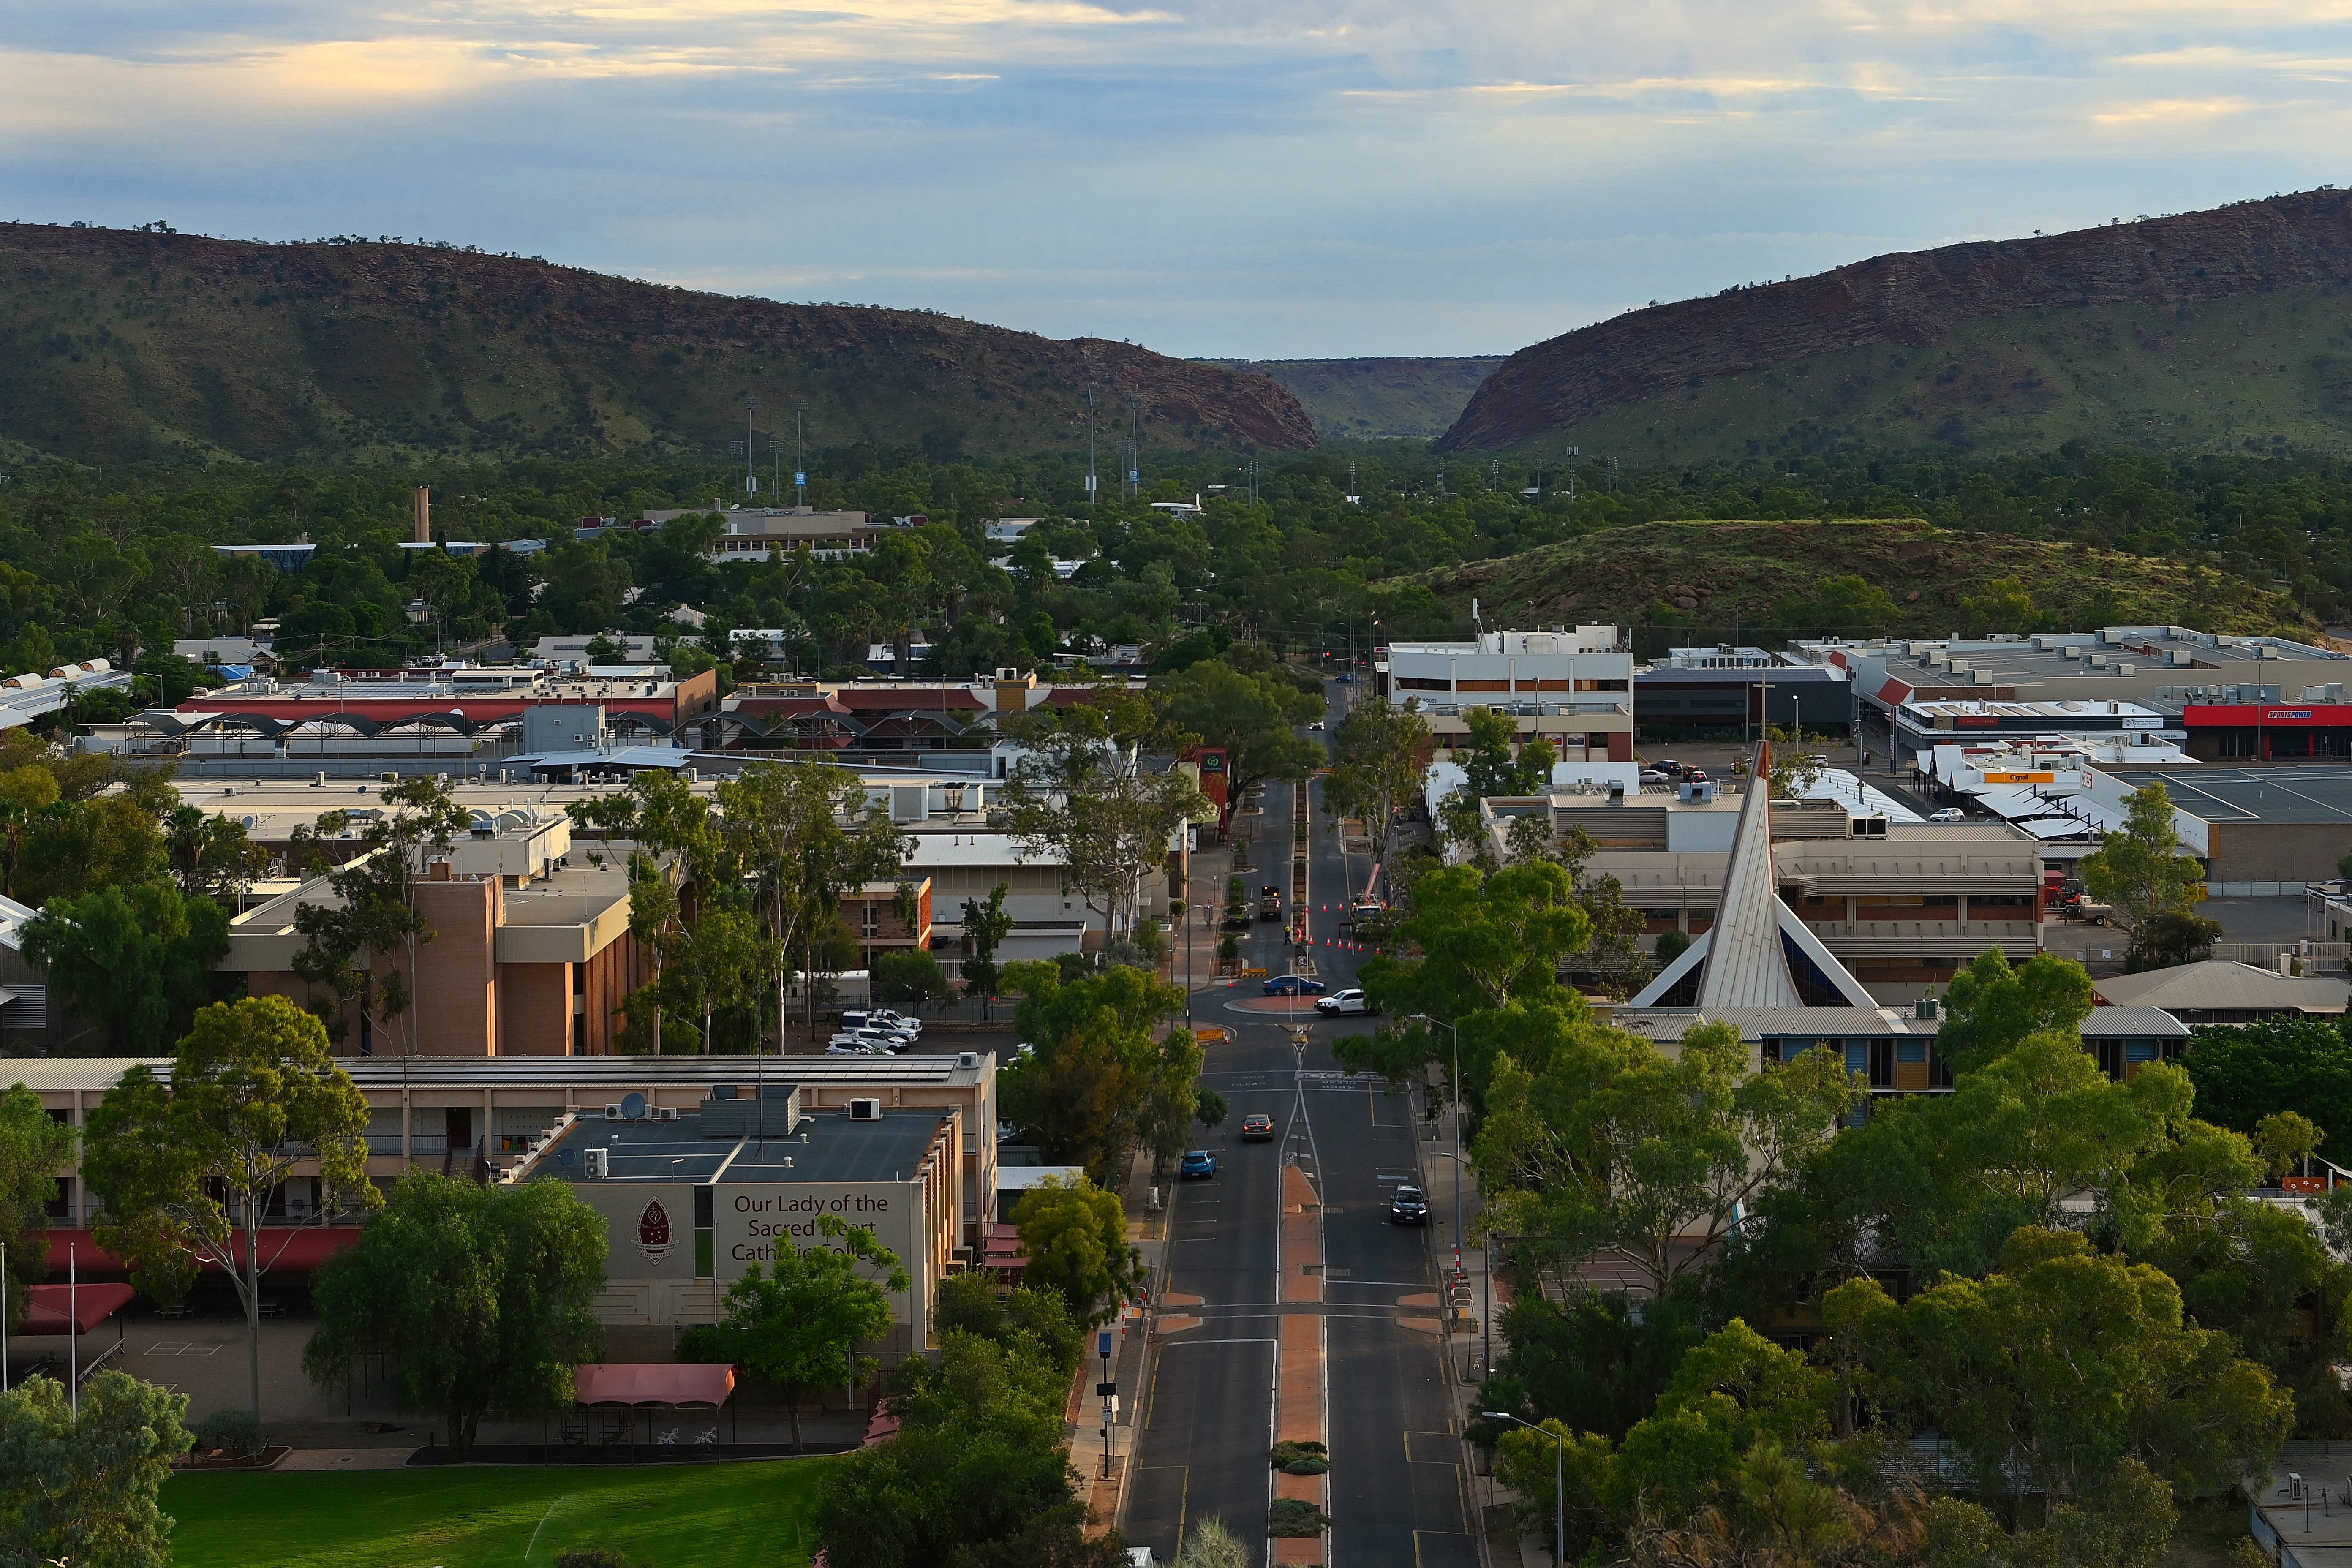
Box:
1261 975 1327 997
1179 1149 1217 1180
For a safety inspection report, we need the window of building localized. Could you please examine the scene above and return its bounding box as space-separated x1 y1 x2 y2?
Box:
1573 678 1630 692
1396 678 1451 692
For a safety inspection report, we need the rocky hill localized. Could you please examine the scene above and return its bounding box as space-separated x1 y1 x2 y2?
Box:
1440 189 2352 458
1201 357 1504 438
0 224 1317 466
1416 519 2317 640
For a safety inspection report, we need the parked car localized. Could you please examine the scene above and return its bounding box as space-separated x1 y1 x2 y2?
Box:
1639 770 1671 787
1653 759 1687 776
1928 807 1966 822
1240 1113 1275 1141
1314 988 1374 1016
842 1012 917 1039
867 1009 923 1034
1307 720 1326 731
1389 1185 1430 1224
1179 1149 1217 1180
1262 974 1327 996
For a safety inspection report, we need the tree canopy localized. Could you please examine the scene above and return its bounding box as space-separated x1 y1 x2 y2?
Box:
304 1171 607 1460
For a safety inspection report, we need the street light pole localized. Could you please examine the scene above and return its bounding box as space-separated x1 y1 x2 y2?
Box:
1486 1411 1565 1567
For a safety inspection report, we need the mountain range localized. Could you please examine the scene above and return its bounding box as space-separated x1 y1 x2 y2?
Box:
0 224 1317 466
1439 188 2352 459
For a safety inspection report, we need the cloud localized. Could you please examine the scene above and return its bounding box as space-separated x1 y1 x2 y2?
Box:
2 0 2349 355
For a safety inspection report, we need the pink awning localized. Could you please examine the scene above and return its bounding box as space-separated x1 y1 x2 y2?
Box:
20 1283 136 1335
574 1363 736 1407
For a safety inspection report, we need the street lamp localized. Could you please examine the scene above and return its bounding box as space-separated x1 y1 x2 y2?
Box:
1486 1411 1565 1568
1406 1014 1465 1275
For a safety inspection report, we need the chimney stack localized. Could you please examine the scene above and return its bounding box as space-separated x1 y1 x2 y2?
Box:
413 486 431 545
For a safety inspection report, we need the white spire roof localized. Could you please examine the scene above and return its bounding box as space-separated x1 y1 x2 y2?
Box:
1695 740 1804 1010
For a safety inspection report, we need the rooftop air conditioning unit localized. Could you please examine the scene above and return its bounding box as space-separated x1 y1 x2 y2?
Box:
848 1097 883 1121
2088 654 2108 668
2115 664 2136 676
583 1147 609 1179
956 1051 980 1069
602 1104 624 1121
652 1106 679 1122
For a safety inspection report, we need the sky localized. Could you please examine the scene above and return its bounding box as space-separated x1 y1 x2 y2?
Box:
2 1 2349 359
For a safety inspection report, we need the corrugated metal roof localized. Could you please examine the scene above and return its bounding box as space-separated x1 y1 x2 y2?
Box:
0 1059 169 1092
1615 1007 1936 1041
1695 743 1803 1011
2080 1006 2191 1037
2095 962 2350 1014
8 1054 990 1092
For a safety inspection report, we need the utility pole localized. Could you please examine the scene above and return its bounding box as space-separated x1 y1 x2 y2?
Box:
1084 384 1098 509
794 408 806 508
743 392 758 497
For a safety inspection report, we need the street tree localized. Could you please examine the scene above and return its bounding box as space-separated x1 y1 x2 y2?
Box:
1829 1227 2290 1511
1934 948 2094 1074
678 1215 909 1449
161 805 268 904
1151 657 1325 818
1359 860 1592 1021
303 1171 607 1461
0 1083 76 1332
1458 705 1557 799
874 947 954 1012
1013 1173 1143 1326
290 776 470 1054
654 901 781 1052
1322 693 1431 880
2079 782 2210 968
996 678 1209 940
961 882 1015 1018
0 1370 193 1568
2183 1016 2352 1159
22 881 231 1054
81 995 378 1419
999 960 1191 1178
1475 1022 1859 1301
717 759 910 1040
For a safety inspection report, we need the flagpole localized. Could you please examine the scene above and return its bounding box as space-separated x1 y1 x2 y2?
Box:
69 1241 78 1416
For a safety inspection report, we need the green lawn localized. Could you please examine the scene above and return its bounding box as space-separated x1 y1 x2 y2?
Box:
164 1457 839 1568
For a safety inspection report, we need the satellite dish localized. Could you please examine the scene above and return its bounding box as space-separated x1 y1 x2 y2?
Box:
620 1091 649 1121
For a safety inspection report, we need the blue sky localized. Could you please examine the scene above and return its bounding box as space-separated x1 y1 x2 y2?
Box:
3 0 2348 357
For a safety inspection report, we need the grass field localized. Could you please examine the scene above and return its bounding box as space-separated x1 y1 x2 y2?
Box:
163 1458 838 1568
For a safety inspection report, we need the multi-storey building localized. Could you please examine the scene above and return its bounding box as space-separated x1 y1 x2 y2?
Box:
1377 627 1635 761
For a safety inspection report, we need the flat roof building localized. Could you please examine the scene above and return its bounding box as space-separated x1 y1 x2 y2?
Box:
1791 628 2350 719
514 1092 958 1352
1380 627 1634 762
16 1053 1001 1295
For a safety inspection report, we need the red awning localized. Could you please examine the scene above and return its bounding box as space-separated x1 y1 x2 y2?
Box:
19 1283 136 1335
40 1228 362 1276
574 1363 737 1407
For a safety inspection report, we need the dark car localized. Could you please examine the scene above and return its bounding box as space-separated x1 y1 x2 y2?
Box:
1262 974 1327 996
1179 1149 1217 1180
1388 1185 1429 1224
1240 1113 1275 1141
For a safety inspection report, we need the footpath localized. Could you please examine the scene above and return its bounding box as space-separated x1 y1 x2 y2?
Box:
1419 1082 1554 1568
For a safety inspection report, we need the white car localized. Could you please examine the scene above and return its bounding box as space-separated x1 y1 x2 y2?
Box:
842 1012 919 1039
1928 807 1966 823
1314 988 1374 1016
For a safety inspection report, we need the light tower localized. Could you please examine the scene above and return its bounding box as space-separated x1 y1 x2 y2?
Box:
743 392 759 496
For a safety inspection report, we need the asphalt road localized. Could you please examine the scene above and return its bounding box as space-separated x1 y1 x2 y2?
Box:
1125 686 1475 1568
